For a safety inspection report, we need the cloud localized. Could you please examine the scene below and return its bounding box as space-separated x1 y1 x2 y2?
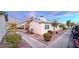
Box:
28 11 36 16
63 11 79 16
50 11 79 19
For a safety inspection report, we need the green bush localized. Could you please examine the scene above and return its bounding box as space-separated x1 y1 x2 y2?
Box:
59 24 67 30
48 30 53 35
5 34 21 48
43 33 52 41
62 26 67 30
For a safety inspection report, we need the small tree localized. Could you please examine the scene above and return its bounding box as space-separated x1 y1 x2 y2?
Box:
59 24 67 30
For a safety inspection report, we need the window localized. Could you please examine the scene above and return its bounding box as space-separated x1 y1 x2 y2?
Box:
45 24 49 29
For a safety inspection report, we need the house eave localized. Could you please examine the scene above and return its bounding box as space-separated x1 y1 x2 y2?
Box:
0 11 8 22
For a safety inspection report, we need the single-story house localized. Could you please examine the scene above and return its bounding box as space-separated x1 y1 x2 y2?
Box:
25 16 62 35
0 11 8 41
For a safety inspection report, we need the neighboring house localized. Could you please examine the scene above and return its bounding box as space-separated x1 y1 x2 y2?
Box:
0 11 8 41
29 20 53 35
17 21 27 29
26 16 62 35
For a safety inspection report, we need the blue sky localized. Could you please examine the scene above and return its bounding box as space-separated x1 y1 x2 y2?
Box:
6 11 79 23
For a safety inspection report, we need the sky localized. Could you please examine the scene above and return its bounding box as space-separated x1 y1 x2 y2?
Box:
6 11 79 24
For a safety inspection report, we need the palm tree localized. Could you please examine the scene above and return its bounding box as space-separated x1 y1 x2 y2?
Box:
66 20 71 28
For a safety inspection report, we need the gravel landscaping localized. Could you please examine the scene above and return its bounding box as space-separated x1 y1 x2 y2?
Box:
0 31 32 48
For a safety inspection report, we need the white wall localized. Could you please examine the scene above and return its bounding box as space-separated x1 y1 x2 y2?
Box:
29 21 41 35
29 21 61 35
55 25 61 31
0 15 7 42
41 23 53 35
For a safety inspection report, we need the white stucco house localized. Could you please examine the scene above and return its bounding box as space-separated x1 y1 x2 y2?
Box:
0 11 8 41
25 16 62 35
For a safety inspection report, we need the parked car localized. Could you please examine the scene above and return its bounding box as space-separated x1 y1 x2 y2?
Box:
71 25 79 48
71 25 79 36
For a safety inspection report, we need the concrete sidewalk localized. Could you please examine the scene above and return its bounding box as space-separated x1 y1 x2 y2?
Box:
47 30 71 48
17 32 47 48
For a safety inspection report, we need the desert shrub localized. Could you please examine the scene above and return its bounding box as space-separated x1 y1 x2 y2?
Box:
48 30 53 35
59 25 67 30
62 26 67 30
43 33 52 41
5 34 21 48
